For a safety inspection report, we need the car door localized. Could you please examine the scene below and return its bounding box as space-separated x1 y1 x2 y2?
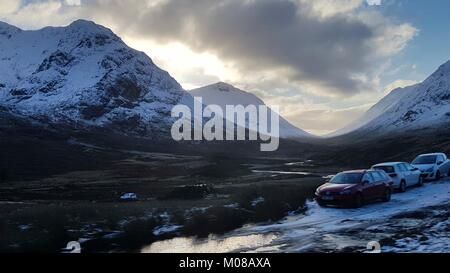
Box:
405 163 420 184
372 171 387 198
361 172 377 200
438 153 450 175
437 155 448 175
400 163 413 186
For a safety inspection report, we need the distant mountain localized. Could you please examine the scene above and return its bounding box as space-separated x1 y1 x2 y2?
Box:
190 82 314 138
332 61 450 137
0 20 193 137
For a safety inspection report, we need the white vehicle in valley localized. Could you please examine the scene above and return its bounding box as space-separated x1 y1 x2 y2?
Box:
372 162 423 192
411 153 450 181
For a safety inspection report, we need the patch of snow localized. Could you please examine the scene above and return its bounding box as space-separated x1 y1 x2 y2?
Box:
251 197 266 207
231 178 450 252
153 225 182 236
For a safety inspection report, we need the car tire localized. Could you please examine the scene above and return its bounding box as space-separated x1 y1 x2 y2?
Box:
399 181 407 193
354 193 364 208
382 189 391 202
436 171 441 181
417 176 424 187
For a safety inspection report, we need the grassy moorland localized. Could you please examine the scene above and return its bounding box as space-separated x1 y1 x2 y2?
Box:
0 149 335 253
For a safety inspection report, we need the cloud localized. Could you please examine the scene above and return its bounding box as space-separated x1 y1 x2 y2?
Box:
0 0 416 98
0 0 22 14
283 103 373 135
383 79 418 94
366 0 382 6
89 0 417 97
297 0 364 18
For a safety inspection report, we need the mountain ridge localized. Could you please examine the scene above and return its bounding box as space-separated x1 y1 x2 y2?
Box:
330 60 450 138
190 82 314 139
0 19 190 137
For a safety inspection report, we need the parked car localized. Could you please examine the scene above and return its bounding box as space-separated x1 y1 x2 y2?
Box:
120 193 139 202
372 162 423 192
315 170 393 208
411 153 450 181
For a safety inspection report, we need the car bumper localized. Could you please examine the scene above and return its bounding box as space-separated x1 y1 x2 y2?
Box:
315 194 355 207
421 172 435 180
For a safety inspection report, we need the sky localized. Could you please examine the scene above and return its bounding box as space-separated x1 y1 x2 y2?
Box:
1 0 450 135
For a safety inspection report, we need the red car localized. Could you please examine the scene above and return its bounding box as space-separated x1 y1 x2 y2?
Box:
315 170 394 208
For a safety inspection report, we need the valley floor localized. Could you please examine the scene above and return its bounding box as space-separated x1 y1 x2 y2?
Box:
2 146 450 253
146 177 450 253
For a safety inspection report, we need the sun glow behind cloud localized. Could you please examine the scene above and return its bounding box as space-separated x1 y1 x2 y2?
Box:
123 38 237 90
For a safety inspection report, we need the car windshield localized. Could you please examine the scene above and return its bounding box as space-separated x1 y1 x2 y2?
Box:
412 155 437 165
373 166 395 174
330 173 362 185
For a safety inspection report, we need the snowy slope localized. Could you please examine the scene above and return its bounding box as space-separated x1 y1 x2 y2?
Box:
190 82 314 138
330 85 416 136
332 61 450 137
0 20 192 137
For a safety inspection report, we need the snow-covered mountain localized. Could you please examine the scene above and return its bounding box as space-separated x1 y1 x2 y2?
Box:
0 20 191 137
190 82 313 138
332 61 450 137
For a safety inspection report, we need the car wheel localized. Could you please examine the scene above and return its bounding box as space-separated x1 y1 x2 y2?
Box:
382 189 391 202
436 171 441 181
399 181 407 193
417 176 424 187
354 194 364 208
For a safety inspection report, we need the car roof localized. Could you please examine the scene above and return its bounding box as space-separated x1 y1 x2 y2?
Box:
417 153 443 157
342 170 367 174
373 162 405 167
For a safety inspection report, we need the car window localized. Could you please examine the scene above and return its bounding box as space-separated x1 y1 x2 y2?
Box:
437 155 445 163
371 172 382 182
398 164 407 172
330 173 363 185
402 164 410 172
379 171 390 180
362 173 374 183
373 166 395 174
413 155 437 165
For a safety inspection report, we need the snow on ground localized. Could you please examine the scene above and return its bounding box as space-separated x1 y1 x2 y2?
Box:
233 177 450 252
144 178 450 253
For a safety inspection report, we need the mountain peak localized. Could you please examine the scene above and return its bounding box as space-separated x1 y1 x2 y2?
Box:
0 19 186 138
66 19 114 36
68 19 99 29
207 82 237 92
431 60 450 77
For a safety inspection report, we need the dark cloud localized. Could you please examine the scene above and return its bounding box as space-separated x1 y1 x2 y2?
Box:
78 0 386 95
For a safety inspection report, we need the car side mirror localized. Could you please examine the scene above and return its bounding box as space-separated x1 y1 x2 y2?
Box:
438 161 444 165
362 180 370 185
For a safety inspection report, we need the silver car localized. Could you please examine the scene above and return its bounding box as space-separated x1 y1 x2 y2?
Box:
412 153 450 181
